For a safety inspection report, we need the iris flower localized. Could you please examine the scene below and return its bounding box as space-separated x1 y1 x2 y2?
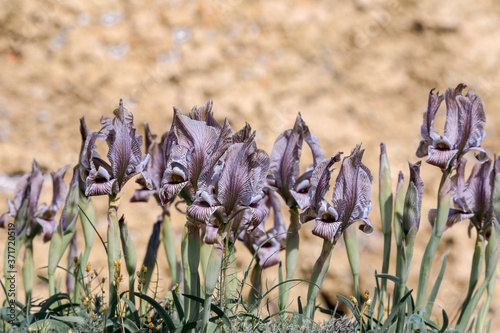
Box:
430 157 495 235
160 100 233 205
301 144 373 243
269 113 323 209
416 84 487 169
81 100 151 196
131 123 170 203
1 160 68 242
187 132 270 243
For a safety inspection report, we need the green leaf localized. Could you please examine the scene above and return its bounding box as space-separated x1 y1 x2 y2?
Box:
439 309 449 333
297 296 303 315
183 294 230 327
375 273 400 286
337 295 360 323
425 256 447 320
39 293 71 313
106 317 140 332
380 289 413 331
408 314 427 332
121 296 140 328
29 318 73 331
134 292 176 332
50 315 85 325
174 320 199 333
171 289 185 323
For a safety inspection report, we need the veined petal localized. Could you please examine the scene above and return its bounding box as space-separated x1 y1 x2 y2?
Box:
59 166 80 232
308 154 342 210
426 145 458 169
246 202 269 232
85 165 116 196
131 189 156 202
35 216 57 242
300 114 324 167
49 165 70 213
269 127 301 205
218 135 269 215
187 202 221 223
254 237 281 268
101 100 144 192
203 221 219 244
28 160 44 225
429 208 474 231
312 218 342 243
332 144 373 224
233 122 252 143
418 88 445 155
13 173 31 211
456 90 486 152
171 108 220 188
189 100 213 122
199 118 233 188
0 199 15 228
160 161 189 203
264 188 286 247
443 83 467 145
358 217 374 234
79 117 91 164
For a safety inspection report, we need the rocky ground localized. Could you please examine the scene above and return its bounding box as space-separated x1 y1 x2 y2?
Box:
1 0 500 326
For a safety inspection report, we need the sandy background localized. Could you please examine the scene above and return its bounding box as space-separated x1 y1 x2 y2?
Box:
2 0 500 328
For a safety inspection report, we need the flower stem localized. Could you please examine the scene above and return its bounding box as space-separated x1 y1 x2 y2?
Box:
162 207 180 286
76 196 95 304
378 143 393 321
476 274 495 333
395 234 415 333
22 239 34 304
456 220 500 331
304 240 334 320
280 206 300 310
457 232 484 323
202 237 224 332
343 224 360 303
415 170 451 312
248 263 263 311
107 195 121 317
181 223 200 321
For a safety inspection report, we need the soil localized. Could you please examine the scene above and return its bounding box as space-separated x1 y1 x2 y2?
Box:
1 0 500 326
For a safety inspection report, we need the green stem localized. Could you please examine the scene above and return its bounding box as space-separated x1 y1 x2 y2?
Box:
162 207 180 286
181 227 191 318
202 238 223 332
225 247 237 312
344 224 360 303
107 195 121 317
476 275 495 333
378 232 391 317
457 233 485 323
181 223 200 321
304 240 334 320
378 144 393 322
396 234 415 333
22 239 34 304
457 222 500 331
248 263 263 311
280 206 300 310
415 170 451 312
77 196 95 304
